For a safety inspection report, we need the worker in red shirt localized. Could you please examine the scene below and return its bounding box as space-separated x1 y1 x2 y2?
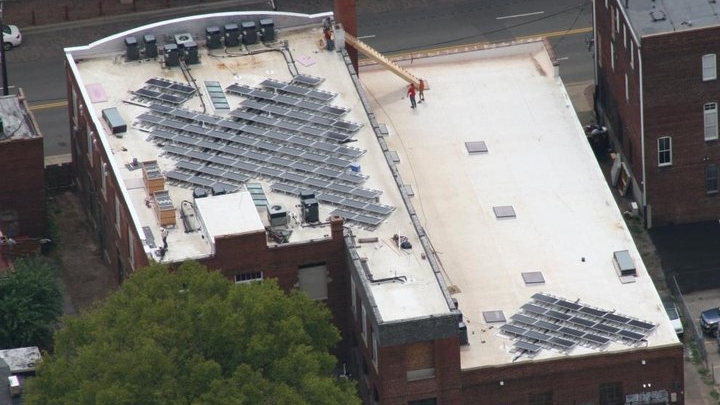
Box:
407 83 417 109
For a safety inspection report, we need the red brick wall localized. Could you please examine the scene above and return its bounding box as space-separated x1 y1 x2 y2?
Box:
461 345 683 405
641 28 720 225
0 137 46 237
595 0 720 225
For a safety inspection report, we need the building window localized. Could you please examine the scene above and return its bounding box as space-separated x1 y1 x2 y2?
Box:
406 341 435 381
529 392 553 405
605 0 607 8
599 382 623 405
72 89 79 125
657 137 672 166
234 271 263 284
707 164 719 194
128 226 135 271
86 128 94 167
351 277 357 318
115 195 121 233
611 42 615 72
615 8 620 33
610 7 616 39
361 305 368 343
101 162 108 199
705 103 719 141
622 25 626 48
630 41 634 69
297 263 328 300
703 54 717 81
597 35 602 68
372 333 379 368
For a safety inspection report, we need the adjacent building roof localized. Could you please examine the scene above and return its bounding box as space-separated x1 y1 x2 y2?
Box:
0 346 42 373
0 92 40 141
621 0 720 37
64 11 679 372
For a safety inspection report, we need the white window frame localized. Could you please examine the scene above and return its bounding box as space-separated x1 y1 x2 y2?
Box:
115 195 121 233
605 0 608 8
705 102 719 141
361 305 368 344
128 227 135 271
657 137 672 167
623 25 626 48
234 271 263 284
611 42 615 72
351 277 357 318
615 8 620 33
86 127 94 167
707 164 719 194
101 162 108 199
630 41 634 69
372 334 379 369
597 35 602 68
703 54 717 82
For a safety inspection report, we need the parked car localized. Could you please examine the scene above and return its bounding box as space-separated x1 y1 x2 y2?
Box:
700 306 720 335
2 25 21 50
661 297 683 337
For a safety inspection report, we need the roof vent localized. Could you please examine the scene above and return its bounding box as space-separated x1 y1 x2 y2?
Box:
482 310 506 323
650 10 667 22
522 271 545 285
613 250 637 282
493 205 516 219
465 141 488 154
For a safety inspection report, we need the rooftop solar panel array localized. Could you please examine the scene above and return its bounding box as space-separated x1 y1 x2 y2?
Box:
135 82 394 228
132 77 197 106
499 292 657 356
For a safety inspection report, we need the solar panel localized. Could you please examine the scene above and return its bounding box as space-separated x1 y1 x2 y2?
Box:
523 330 551 342
545 310 572 321
593 324 620 334
604 313 631 324
583 333 610 345
556 299 582 311
169 83 195 94
617 330 645 341
270 183 298 194
330 209 358 221
363 204 394 216
327 183 354 194
351 188 382 199
514 341 542 353
166 170 191 182
534 320 562 332
292 74 324 87
558 326 584 337
627 319 655 331
510 314 537 326
521 303 546 316
315 167 342 178
579 306 608 317
500 324 528 336
222 172 250 183
568 317 595 328
317 193 344 204
146 78 172 88
549 336 575 349
534 293 558 304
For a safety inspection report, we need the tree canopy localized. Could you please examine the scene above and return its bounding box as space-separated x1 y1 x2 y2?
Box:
25 261 360 405
0 257 63 349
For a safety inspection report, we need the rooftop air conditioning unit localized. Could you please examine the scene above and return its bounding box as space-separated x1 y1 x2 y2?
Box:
174 33 194 48
267 204 288 227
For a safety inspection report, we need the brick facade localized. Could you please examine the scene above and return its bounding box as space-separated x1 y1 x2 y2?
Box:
0 136 46 237
596 1 720 225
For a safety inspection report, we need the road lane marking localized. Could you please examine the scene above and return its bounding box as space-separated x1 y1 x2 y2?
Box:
357 35 376 39
497 11 545 20
29 100 67 111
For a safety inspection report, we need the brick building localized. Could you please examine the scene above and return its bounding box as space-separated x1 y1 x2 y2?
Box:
65 9 683 405
0 89 45 239
594 0 720 226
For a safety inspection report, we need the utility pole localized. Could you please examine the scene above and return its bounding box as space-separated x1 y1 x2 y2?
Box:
0 0 9 96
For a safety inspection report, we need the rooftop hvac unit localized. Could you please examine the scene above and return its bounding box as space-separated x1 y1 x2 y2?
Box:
241 21 257 45
164 43 179 67
143 34 157 58
205 26 222 49
102 107 127 134
613 250 636 277
267 204 288 227
184 41 199 65
124 36 139 61
299 189 315 202
224 23 240 47
193 187 208 199
174 33 194 48
260 18 275 42
302 198 319 223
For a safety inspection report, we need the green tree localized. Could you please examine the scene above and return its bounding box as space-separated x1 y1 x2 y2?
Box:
0 257 63 349
25 261 360 405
